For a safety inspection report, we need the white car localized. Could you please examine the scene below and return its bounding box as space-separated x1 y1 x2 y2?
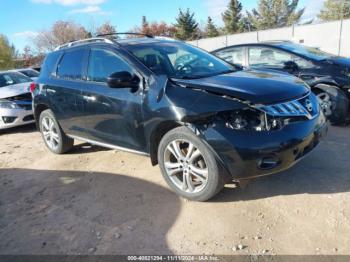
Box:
0 71 35 130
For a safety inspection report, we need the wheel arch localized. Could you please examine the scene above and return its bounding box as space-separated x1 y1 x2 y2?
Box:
312 82 341 94
312 83 349 124
149 121 183 166
34 103 50 129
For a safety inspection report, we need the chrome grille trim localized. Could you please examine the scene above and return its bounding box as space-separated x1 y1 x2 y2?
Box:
258 95 318 120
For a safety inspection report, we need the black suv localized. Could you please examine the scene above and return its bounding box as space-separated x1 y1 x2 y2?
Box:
213 41 350 124
33 35 327 201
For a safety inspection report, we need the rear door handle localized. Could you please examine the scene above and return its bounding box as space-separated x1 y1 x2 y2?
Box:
82 95 96 101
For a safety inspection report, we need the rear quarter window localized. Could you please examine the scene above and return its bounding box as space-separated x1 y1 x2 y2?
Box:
40 51 62 78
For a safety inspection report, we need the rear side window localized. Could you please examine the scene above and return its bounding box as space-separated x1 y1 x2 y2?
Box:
41 51 62 78
87 48 132 83
57 48 86 80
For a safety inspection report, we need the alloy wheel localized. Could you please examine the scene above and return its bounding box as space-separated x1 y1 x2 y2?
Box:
163 139 209 194
317 92 333 116
41 116 59 150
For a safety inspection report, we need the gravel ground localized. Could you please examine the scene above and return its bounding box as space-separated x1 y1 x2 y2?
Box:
0 123 349 255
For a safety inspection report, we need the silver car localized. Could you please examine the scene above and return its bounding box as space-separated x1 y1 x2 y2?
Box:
0 71 35 130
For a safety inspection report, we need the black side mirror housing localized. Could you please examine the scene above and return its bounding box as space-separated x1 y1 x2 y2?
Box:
107 71 140 89
283 61 299 73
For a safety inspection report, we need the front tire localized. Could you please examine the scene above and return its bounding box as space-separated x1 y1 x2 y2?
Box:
314 85 349 125
39 109 74 154
158 126 225 201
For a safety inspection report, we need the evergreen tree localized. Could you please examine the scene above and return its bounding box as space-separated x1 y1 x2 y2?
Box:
318 0 350 21
240 15 256 32
247 0 304 30
205 16 219 37
174 8 199 40
0 34 14 70
222 0 243 33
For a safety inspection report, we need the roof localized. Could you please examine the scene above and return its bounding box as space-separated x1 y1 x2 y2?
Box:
259 40 293 45
213 40 296 53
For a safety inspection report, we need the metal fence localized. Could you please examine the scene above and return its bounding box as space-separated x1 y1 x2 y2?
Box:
188 19 350 57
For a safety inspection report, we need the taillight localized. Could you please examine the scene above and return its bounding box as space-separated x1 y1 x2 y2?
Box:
29 82 37 93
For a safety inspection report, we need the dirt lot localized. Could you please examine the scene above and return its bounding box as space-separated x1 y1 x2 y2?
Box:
0 123 349 255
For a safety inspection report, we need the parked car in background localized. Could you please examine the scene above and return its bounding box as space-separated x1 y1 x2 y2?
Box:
32 35 327 201
32 66 41 73
14 68 40 81
0 71 35 129
213 41 350 124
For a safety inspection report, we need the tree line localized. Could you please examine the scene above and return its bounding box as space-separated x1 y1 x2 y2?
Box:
1 0 350 70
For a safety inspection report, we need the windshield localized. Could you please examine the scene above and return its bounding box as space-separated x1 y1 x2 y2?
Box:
279 43 335 60
19 69 39 78
125 41 236 79
0 72 32 88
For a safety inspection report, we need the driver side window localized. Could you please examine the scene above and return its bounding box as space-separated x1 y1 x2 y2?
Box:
215 47 244 66
87 48 132 83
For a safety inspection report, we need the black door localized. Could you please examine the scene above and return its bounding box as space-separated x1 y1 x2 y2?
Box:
46 47 88 137
81 46 146 152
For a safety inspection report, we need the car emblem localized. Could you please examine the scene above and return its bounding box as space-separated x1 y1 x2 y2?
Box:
305 99 313 112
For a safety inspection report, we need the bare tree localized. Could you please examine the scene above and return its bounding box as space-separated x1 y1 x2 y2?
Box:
33 20 89 52
96 21 116 38
131 16 176 37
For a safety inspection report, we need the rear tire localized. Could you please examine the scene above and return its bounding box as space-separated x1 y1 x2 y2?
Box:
39 109 74 154
157 126 225 202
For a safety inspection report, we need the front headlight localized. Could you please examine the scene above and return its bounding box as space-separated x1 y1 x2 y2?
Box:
0 99 21 109
221 108 283 132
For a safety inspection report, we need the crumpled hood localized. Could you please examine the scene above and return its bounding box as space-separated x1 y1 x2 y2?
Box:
0 82 30 99
172 69 310 105
328 57 350 68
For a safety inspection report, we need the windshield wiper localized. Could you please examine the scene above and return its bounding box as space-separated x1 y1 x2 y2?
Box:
174 69 236 80
217 69 236 75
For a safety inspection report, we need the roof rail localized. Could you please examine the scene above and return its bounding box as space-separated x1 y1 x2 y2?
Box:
96 32 154 38
154 36 176 41
54 37 114 51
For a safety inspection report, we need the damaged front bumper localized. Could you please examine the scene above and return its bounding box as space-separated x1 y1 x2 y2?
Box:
196 111 328 180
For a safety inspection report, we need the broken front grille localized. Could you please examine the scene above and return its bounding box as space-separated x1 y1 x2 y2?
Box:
259 94 319 120
6 92 33 111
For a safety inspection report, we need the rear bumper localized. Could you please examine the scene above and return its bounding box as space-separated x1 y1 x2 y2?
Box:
0 108 35 130
200 112 328 180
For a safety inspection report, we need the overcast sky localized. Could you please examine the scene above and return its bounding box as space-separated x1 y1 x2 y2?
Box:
1 0 326 52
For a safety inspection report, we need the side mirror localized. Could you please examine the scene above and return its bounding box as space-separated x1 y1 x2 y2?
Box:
107 71 140 89
283 61 299 73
